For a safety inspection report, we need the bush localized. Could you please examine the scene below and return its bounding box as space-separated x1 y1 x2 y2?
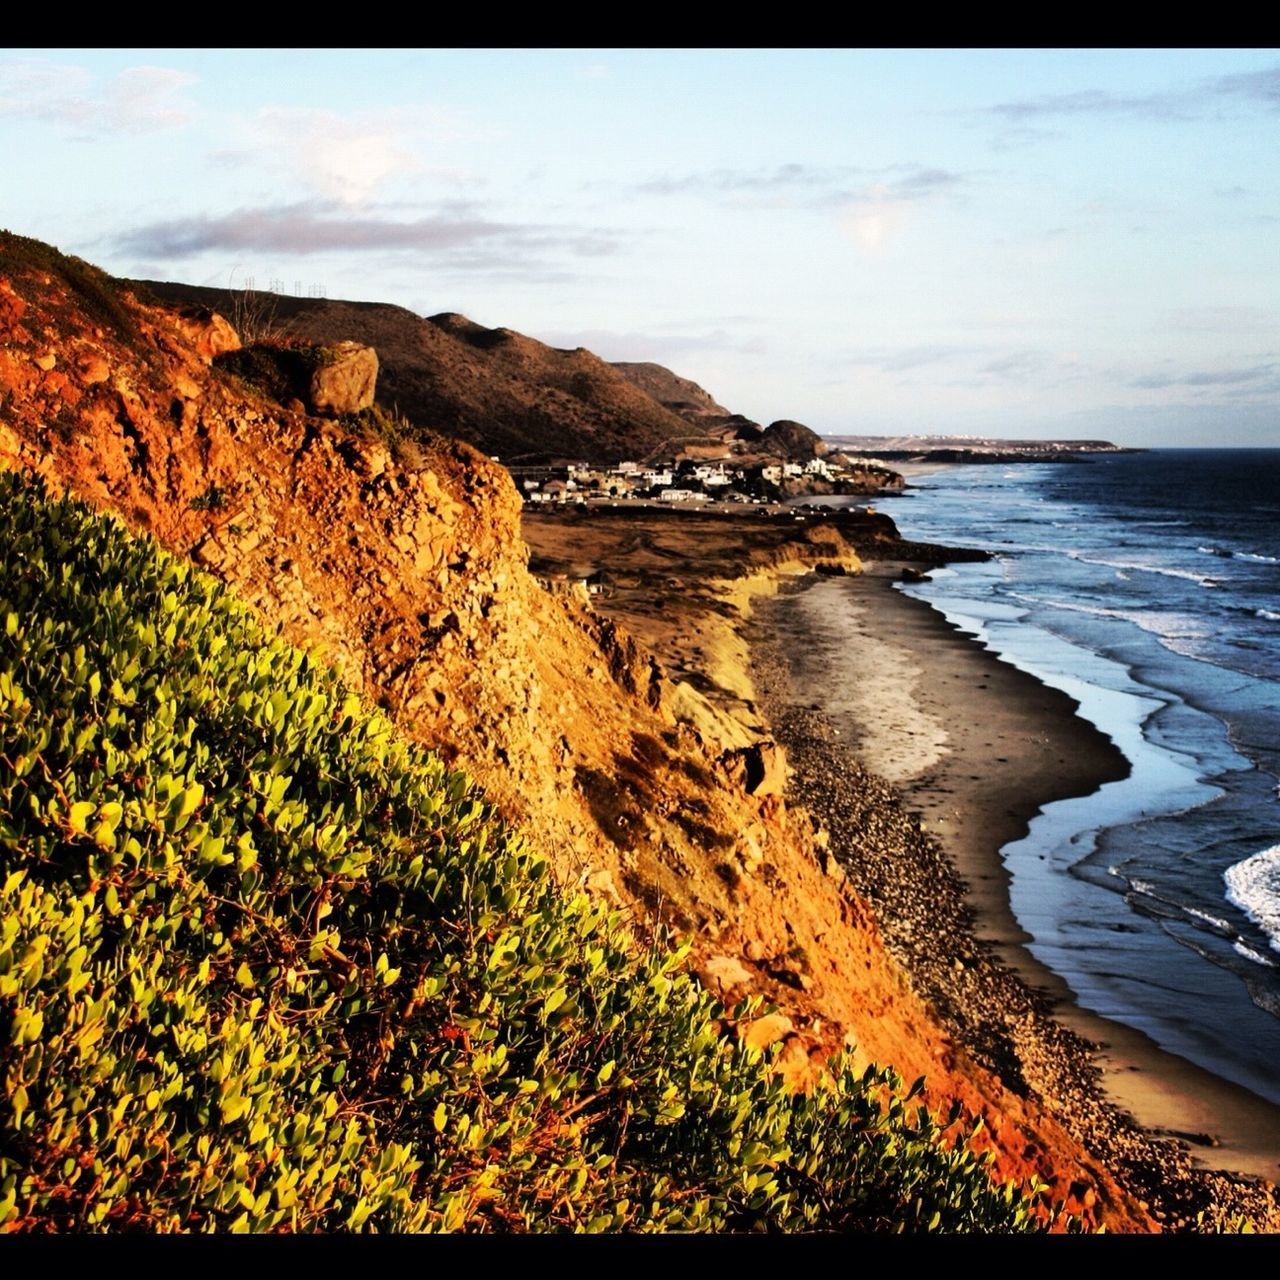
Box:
0 473 1044 1232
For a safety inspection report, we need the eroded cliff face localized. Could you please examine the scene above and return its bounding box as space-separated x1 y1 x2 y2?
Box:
0 240 1153 1228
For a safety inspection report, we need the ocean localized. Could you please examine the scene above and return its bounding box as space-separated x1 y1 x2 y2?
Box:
883 449 1280 1110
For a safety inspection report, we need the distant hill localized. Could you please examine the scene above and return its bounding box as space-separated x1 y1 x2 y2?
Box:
825 433 1134 462
139 282 713 465
759 419 825 460
611 361 730 420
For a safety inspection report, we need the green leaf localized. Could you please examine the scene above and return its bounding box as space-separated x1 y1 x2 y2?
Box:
68 801 95 833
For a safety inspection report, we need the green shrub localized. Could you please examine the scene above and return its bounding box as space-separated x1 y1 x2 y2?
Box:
0 473 1044 1232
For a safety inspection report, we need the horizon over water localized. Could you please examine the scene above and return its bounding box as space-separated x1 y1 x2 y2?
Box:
885 448 1280 1113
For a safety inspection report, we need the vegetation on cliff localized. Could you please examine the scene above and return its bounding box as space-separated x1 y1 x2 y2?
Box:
0 475 1043 1232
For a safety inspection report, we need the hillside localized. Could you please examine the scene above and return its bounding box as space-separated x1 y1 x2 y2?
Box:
0 474 1038 1231
6 231 1265 1231
611 361 731 421
139 282 716 465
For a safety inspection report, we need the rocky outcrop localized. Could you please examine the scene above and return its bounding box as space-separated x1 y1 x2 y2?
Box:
719 740 787 797
171 304 241 362
307 340 377 415
761 418 825 460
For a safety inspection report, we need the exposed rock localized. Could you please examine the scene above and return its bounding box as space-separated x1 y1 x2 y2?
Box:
739 1012 795 1052
76 353 110 385
172 305 240 362
308 341 378 416
701 954 756 995
6 231 1264 1233
719 740 787 797
0 281 28 335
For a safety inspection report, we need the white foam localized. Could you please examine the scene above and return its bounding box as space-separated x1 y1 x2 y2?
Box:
1066 550 1218 588
1224 844 1280 956
1234 940 1277 968
1196 546 1279 566
1007 593 1211 650
1258 609 1280 622
1184 904 1233 933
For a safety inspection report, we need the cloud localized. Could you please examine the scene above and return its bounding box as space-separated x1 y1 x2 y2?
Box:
1210 64 1280 109
987 124 1065 151
839 188 907 251
637 163 965 207
0 58 196 133
986 61 1280 124
214 105 469 205
637 163 860 196
848 344 977 372
634 163 968 251
112 202 621 265
578 63 609 81
988 88 1192 123
1166 305 1274 334
981 350 1048 379
1130 362 1275 389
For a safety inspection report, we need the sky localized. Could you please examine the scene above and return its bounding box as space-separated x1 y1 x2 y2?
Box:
2 48 1277 447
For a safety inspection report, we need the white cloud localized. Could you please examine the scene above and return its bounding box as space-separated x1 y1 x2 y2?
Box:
839 184 911 251
0 58 196 133
216 105 469 205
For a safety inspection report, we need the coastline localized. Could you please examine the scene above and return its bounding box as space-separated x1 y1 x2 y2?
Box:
522 499 1280 1225
748 562 1280 1215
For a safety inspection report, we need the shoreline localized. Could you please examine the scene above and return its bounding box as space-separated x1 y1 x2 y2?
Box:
748 562 1280 1215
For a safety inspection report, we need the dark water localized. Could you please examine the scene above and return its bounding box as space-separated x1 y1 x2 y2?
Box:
884 450 1280 1107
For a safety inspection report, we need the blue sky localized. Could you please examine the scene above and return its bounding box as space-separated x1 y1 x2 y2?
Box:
3 48 1277 446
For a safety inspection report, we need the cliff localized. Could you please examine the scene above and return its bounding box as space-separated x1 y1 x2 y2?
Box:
0 233 1197 1229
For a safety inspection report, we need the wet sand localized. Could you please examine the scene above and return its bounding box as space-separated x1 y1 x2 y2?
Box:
753 563 1280 1189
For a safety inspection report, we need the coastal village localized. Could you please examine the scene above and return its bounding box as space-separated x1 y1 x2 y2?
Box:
512 450 893 507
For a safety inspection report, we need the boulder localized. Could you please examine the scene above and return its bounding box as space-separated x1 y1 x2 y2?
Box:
700 954 755 995
308 342 378 416
173 306 241 362
739 1013 794 1052
719 740 787 798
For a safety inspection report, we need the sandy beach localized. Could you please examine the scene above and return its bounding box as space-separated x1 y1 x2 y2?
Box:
751 564 1280 1191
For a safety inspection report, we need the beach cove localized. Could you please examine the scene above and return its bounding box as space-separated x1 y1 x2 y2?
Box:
523 490 1280 1227
752 566 1280 1190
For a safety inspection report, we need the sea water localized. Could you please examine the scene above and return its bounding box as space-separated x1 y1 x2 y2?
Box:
882 449 1280 1107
